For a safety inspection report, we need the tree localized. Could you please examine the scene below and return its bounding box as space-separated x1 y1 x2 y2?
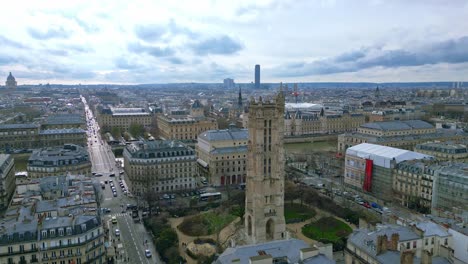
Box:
129 123 144 137
111 126 121 139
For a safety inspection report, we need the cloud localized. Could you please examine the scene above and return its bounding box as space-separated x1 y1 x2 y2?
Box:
191 35 243 55
274 36 468 77
72 17 99 33
0 54 18 65
135 24 166 41
135 20 198 42
167 57 184 64
115 57 140 69
28 26 71 40
128 42 175 57
0 35 26 49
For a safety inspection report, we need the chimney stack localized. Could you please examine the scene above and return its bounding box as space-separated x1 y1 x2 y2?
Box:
400 250 414 264
376 235 388 254
390 233 400 250
421 250 432 264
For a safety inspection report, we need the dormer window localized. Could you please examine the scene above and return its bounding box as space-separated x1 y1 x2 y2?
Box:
58 228 64 236
41 230 47 239
81 224 87 232
66 227 72 236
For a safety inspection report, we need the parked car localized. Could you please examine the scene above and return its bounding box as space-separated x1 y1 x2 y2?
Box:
115 229 120 236
145 249 152 258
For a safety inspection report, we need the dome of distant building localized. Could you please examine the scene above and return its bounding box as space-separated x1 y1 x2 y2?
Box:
5 72 17 90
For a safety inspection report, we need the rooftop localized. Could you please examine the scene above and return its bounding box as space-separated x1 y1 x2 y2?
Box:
199 128 248 142
216 239 334 264
346 143 433 168
360 120 434 131
0 123 39 130
39 128 86 135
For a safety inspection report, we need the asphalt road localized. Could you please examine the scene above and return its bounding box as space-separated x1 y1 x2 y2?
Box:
81 96 161 264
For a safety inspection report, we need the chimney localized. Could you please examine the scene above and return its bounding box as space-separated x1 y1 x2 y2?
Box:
421 250 432 264
411 225 424 237
382 234 388 252
376 235 388 255
390 233 400 250
300 247 319 261
400 250 414 264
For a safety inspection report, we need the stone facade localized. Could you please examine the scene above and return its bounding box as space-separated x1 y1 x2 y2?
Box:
97 107 153 133
196 126 248 186
123 140 197 196
244 88 286 244
157 101 218 141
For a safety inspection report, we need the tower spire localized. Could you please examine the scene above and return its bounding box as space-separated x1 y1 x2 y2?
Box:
238 86 243 108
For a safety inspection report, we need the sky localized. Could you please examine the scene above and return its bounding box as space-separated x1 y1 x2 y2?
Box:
1 0 468 84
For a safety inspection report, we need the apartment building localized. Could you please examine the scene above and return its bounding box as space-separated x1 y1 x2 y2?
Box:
196 126 248 186
345 223 453 264
157 100 218 141
27 144 91 178
0 154 15 209
394 161 467 215
0 124 86 151
338 120 466 153
123 140 197 196
414 142 467 162
0 175 104 264
97 107 153 132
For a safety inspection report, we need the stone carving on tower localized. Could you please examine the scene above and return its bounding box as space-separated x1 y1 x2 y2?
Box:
244 84 286 244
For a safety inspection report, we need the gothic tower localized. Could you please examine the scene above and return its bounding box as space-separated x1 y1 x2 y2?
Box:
244 84 286 244
237 86 243 109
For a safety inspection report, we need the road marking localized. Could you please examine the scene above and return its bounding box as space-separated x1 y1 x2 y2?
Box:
124 215 145 264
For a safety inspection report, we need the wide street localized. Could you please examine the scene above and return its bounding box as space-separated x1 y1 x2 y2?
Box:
81 96 161 264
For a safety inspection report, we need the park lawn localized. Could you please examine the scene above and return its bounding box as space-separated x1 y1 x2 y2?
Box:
284 204 316 221
179 211 237 236
302 216 352 242
284 140 337 154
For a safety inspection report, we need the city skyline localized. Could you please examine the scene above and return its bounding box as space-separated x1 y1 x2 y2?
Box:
1 0 468 84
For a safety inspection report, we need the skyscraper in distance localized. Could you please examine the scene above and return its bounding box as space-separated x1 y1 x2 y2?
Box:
255 64 260 89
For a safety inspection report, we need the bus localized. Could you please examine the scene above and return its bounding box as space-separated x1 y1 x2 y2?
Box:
199 192 222 202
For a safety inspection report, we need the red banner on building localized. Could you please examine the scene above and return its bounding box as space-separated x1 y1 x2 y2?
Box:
363 159 373 192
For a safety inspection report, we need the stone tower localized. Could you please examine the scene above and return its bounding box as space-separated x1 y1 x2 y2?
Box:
244 84 286 244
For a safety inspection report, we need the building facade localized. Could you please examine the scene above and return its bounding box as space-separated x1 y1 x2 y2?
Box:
0 124 86 151
0 175 104 264
0 154 15 209
97 107 153 133
414 142 468 162
196 126 248 186
27 144 91 178
338 120 466 153
123 141 197 196
284 110 365 136
157 101 218 141
245 90 286 244
42 114 86 130
344 143 432 201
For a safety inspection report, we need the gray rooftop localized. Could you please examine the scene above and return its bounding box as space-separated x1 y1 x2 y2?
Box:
216 239 334 264
45 114 85 125
0 123 39 129
28 144 89 166
39 128 86 135
415 222 450 237
199 128 248 142
360 120 433 131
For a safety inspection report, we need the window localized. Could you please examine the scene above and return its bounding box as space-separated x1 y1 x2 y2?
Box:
413 241 416 248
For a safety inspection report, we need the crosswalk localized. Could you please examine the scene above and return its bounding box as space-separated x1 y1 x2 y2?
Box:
110 212 130 217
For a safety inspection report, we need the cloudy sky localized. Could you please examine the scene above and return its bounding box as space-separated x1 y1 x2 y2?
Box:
1 0 468 84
